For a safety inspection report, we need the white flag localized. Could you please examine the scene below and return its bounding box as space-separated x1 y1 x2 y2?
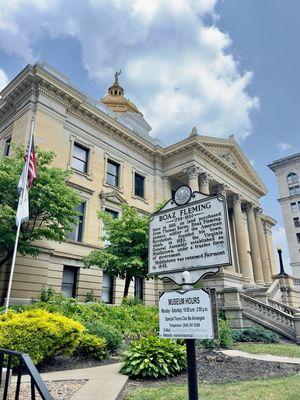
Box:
17 164 27 192
15 186 29 226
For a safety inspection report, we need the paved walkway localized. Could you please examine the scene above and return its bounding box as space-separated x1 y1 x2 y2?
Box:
222 349 300 364
12 362 128 400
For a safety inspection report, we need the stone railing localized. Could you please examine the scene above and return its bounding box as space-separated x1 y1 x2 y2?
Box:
266 280 281 300
240 293 296 341
267 298 297 316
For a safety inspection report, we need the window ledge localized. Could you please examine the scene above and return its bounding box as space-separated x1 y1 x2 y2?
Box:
102 181 124 193
70 166 93 181
131 193 148 204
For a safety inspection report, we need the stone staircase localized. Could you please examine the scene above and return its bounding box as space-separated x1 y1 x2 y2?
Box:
240 294 296 341
218 287 300 343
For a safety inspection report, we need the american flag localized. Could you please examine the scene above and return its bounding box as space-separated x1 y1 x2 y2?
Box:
25 136 37 187
16 134 37 226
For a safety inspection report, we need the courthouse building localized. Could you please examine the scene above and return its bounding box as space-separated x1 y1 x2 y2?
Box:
0 63 277 305
269 154 300 278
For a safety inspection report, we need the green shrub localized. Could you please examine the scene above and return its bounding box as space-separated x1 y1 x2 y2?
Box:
85 290 97 303
197 318 233 349
231 326 280 343
74 333 107 360
0 309 84 365
120 336 186 378
219 319 233 348
17 295 158 339
40 286 55 302
84 320 123 353
122 296 143 306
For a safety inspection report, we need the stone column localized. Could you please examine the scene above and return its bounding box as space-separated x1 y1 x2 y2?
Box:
217 184 235 273
199 172 210 195
232 194 254 282
264 222 277 276
161 176 172 201
183 165 200 192
254 208 272 284
246 203 265 285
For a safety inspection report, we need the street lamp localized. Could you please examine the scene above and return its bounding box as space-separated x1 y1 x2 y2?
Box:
277 245 288 276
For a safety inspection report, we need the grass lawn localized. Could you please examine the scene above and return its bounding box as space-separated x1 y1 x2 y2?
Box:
125 375 300 400
235 342 300 358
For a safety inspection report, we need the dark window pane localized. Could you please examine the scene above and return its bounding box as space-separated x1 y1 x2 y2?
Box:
3 138 11 157
134 278 143 300
72 158 87 173
106 160 120 187
289 186 300 196
72 143 88 173
68 202 85 242
287 173 298 185
102 272 114 304
291 203 297 213
62 267 77 298
135 173 145 197
297 233 300 244
294 218 300 227
105 208 119 219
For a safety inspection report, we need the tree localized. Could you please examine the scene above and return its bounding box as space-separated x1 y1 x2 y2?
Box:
0 147 80 268
83 204 149 298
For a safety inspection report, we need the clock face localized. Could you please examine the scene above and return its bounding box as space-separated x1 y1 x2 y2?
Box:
174 185 192 206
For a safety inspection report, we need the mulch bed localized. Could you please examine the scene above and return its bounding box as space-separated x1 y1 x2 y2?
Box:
7 379 87 400
118 350 300 399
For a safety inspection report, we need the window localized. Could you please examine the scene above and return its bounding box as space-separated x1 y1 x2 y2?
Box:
106 159 120 187
294 217 300 228
3 137 11 157
101 272 114 304
68 202 85 242
289 185 300 196
134 173 145 198
287 172 298 185
134 277 143 301
72 143 89 173
291 202 297 213
297 233 300 244
105 208 119 219
61 266 78 298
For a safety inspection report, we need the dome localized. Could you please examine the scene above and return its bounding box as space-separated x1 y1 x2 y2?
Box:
101 71 141 114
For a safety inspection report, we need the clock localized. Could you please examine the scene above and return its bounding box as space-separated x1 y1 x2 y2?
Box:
174 185 192 206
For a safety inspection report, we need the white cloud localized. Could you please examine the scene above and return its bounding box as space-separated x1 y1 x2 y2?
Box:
276 142 292 153
0 0 259 143
0 68 9 92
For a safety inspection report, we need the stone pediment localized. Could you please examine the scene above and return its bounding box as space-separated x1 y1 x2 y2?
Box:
99 190 127 206
198 136 267 193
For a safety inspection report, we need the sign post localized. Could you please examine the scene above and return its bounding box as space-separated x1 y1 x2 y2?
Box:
149 185 232 399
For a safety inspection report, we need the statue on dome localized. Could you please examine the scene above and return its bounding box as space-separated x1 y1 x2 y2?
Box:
115 70 122 83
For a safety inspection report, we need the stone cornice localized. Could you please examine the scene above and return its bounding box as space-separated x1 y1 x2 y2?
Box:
164 137 266 197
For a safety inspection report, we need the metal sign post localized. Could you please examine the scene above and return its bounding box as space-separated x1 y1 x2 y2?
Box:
149 185 232 400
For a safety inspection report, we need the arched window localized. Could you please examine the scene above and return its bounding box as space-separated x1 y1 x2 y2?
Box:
287 172 298 185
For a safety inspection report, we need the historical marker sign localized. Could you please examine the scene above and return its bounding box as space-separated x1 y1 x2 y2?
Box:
149 194 231 276
159 289 214 339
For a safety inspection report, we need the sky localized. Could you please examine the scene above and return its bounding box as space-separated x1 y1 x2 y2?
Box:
0 0 299 271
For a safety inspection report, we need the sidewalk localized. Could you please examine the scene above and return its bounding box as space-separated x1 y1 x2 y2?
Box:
12 362 128 400
222 349 300 364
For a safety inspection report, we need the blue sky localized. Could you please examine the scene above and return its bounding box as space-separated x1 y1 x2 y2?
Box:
0 0 298 271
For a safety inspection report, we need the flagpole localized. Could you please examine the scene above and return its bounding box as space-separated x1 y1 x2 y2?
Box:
4 113 36 313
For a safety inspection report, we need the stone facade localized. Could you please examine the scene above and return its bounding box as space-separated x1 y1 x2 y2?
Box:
269 154 300 277
0 62 277 305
